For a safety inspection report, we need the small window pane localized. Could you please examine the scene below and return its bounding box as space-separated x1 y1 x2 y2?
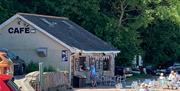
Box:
62 50 68 61
36 47 47 57
103 58 110 71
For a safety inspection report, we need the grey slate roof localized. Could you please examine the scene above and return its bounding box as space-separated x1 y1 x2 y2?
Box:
19 13 119 51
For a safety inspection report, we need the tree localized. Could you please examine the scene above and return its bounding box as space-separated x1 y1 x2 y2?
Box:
100 0 143 28
102 18 141 66
100 0 180 66
140 20 180 66
100 0 144 66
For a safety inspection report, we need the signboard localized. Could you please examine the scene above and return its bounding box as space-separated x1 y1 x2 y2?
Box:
61 50 68 62
7 19 36 34
8 27 36 34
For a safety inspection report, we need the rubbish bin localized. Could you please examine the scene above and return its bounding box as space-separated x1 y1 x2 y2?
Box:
73 75 86 88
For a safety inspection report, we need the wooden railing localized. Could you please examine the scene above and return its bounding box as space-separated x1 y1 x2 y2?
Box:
25 71 69 91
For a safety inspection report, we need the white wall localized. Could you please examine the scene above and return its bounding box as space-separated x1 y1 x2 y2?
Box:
0 18 70 72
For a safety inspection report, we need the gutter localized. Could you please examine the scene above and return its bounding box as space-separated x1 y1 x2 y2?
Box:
81 50 120 54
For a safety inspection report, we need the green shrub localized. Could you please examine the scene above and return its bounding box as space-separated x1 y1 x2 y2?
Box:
44 65 56 72
25 61 39 73
26 61 56 73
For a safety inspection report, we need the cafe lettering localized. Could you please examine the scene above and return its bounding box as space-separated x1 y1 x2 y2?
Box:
8 27 30 34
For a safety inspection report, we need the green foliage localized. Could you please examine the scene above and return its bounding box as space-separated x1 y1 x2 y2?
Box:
127 74 152 81
140 20 180 66
26 61 56 73
101 0 143 66
25 61 39 73
104 19 141 66
101 0 180 66
44 66 56 72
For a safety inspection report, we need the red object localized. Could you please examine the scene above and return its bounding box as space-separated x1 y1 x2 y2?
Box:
0 74 12 81
0 74 12 91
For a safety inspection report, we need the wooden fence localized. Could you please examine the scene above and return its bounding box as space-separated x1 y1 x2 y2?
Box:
26 71 69 91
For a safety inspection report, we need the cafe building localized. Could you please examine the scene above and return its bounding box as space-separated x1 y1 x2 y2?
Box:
0 13 120 84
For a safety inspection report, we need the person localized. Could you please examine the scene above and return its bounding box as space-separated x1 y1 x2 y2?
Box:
168 70 175 81
139 83 145 91
159 73 165 80
167 71 179 89
144 84 149 91
167 71 175 89
139 83 149 91
159 73 165 88
139 66 144 74
171 72 178 89
90 62 97 87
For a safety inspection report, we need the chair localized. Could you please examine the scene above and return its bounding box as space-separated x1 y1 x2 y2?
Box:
116 76 122 84
99 75 105 86
121 75 126 85
104 76 108 86
109 76 116 86
131 81 138 89
96 75 102 86
102 75 110 86
116 76 126 87
177 80 180 87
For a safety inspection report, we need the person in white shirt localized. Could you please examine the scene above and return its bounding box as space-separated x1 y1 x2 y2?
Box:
139 83 145 91
159 73 165 79
167 71 175 89
171 72 178 89
168 71 175 81
139 83 149 91
159 73 165 88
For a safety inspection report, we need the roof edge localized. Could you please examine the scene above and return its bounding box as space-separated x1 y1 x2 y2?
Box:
17 12 68 20
81 50 120 54
0 14 18 29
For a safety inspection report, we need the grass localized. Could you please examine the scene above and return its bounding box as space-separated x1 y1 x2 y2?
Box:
126 73 157 81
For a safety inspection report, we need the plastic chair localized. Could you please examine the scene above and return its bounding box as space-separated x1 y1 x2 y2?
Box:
109 76 116 86
99 75 105 86
121 75 126 86
116 76 122 84
104 76 108 86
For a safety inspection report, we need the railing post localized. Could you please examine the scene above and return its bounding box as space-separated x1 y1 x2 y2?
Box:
39 62 43 91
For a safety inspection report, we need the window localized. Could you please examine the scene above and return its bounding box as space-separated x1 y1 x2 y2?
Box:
103 58 110 71
36 47 47 57
95 60 101 71
79 57 86 71
62 50 68 61
89 57 102 72
75 59 79 71
75 57 87 71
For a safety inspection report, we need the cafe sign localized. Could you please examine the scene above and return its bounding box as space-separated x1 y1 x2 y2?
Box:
7 18 36 34
8 27 36 34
